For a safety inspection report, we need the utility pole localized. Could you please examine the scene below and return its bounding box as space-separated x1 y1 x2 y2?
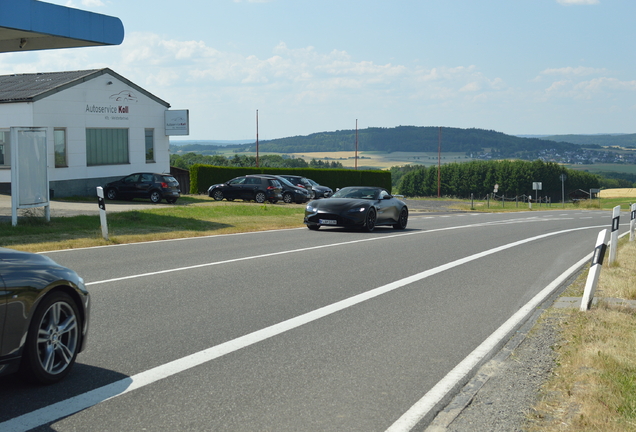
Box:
355 119 358 170
437 126 442 198
256 109 259 168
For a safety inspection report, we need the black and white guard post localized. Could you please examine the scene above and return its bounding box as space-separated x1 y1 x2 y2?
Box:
609 205 620 265
580 229 608 311
96 186 109 240
630 203 635 242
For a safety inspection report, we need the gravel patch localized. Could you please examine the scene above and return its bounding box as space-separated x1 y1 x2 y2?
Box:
424 307 565 432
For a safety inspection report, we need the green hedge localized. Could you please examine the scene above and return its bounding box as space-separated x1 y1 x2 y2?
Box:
191 165 392 195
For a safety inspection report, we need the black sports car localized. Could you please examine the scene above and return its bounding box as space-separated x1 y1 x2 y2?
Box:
0 248 90 384
304 186 408 232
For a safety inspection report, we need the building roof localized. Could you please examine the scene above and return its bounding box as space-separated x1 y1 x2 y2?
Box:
0 68 170 107
0 0 124 53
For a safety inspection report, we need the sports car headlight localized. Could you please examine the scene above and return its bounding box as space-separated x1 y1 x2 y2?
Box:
306 204 317 212
347 207 367 213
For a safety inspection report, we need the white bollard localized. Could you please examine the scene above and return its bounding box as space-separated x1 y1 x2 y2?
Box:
96 186 109 241
630 203 635 242
609 205 620 265
581 229 608 311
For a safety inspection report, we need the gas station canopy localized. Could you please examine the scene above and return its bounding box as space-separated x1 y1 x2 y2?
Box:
0 0 124 53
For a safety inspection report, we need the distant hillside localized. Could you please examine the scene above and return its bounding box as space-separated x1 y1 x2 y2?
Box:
541 133 636 148
170 139 253 146
254 126 581 157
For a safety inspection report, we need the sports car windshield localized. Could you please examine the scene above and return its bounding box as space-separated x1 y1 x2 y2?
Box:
332 187 379 200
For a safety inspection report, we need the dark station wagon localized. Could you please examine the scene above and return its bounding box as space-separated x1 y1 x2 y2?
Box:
104 173 180 204
208 175 283 203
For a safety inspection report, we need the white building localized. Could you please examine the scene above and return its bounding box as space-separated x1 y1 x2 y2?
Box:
0 68 182 197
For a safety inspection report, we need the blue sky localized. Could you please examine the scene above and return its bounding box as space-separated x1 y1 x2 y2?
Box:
2 0 635 141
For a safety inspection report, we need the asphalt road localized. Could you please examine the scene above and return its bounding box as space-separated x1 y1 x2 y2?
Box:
0 208 628 432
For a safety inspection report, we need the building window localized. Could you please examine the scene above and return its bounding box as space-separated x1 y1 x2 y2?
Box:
145 128 154 162
0 130 8 167
54 128 67 168
86 128 129 166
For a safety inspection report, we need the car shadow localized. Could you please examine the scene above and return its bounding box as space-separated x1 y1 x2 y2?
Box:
0 363 132 423
307 226 415 234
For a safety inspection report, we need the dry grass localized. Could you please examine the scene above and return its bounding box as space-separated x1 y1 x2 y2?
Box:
527 240 636 431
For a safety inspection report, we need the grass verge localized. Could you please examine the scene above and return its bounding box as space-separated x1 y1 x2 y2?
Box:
527 238 636 431
0 197 306 252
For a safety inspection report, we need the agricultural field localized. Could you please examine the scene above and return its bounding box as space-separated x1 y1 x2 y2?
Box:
231 151 474 169
599 188 636 198
565 163 636 175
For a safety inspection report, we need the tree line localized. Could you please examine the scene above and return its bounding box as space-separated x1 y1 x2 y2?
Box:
395 160 601 200
170 152 343 170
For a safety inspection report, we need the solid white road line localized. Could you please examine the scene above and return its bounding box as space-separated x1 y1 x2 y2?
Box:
0 224 606 432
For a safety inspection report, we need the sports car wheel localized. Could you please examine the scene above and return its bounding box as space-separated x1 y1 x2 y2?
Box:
364 208 377 232
255 192 266 203
106 188 117 200
283 192 293 203
20 292 81 384
150 191 162 203
212 190 224 201
393 207 408 230
307 225 320 230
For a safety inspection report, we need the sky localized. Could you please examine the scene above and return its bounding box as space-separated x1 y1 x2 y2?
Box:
2 0 635 141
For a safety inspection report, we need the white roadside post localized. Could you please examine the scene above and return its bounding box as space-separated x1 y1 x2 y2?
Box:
609 205 620 265
96 186 109 241
581 229 608 311
630 203 635 242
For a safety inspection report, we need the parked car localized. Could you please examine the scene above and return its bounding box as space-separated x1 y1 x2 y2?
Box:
104 173 180 204
208 175 283 203
0 248 90 384
252 175 311 204
304 186 408 232
278 175 333 199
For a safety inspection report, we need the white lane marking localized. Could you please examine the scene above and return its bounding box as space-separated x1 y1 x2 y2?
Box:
386 255 591 432
84 216 578 286
386 229 633 432
1 224 606 432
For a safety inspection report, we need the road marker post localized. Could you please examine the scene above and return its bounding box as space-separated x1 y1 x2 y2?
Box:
609 205 620 264
630 203 635 242
581 229 608 311
96 186 109 240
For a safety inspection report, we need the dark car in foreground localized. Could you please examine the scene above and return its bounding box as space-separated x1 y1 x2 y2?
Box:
104 173 180 204
0 248 90 384
304 186 408 232
208 175 283 203
279 175 333 199
254 175 311 204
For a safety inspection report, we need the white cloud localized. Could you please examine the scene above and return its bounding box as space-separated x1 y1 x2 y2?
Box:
539 66 607 76
556 0 599 5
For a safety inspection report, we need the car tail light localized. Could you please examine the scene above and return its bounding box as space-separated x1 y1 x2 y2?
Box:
161 182 168 188
267 186 275 190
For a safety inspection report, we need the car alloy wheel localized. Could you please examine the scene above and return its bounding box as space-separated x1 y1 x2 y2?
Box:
21 292 81 384
283 192 293 204
106 188 117 200
150 191 162 203
212 190 224 201
364 208 377 232
255 192 266 203
393 208 408 230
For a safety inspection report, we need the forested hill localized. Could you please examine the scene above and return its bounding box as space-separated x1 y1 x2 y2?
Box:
255 126 583 157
